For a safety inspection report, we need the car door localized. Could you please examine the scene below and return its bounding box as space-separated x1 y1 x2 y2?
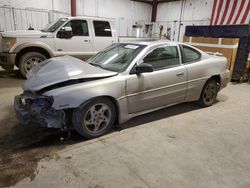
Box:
126 45 188 114
54 19 93 60
180 45 205 101
92 20 115 53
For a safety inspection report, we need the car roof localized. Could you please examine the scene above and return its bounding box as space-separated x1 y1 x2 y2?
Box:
66 16 115 21
122 40 181 47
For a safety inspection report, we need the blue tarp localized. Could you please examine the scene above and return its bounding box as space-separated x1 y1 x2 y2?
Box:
185 25 249 38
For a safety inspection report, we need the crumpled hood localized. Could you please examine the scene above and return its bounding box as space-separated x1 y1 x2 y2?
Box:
23 56 118 92
2 30 52 38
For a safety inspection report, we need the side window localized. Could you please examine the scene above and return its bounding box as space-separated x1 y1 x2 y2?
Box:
143 46 180 70
63 20 89 36
93 21 112 37
182 45 201 63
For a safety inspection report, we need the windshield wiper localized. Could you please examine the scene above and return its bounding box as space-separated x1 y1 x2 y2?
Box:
89 63 103 69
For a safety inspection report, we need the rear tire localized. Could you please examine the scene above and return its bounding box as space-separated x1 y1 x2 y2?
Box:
198 79 219 107
72 98 116 139
19 52 46 78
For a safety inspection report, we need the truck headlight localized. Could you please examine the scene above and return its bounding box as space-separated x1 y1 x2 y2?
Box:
2 37 16 52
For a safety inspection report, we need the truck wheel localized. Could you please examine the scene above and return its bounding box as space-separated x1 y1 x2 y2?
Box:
19 52 46 78
72 98 116 138
198 79 219 107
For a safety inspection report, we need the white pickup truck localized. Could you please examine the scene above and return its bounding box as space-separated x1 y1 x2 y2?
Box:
0 16 154 77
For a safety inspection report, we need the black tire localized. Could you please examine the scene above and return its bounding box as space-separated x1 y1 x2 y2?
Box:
19 52 46 78
198 79 219 107
72 98 116 138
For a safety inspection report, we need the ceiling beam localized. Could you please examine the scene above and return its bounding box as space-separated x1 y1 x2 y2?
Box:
130 0 152 5
131 0 180 4
151 0 157 22
158 0 180 3
71 0 76 16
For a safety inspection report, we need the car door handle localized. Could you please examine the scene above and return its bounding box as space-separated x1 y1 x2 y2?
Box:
176 72 184 77
84 40 90 42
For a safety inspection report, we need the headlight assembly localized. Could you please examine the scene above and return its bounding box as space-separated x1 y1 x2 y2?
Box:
2 37 16 52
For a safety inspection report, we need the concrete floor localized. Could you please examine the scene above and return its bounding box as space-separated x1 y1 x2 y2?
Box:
0 69 250 188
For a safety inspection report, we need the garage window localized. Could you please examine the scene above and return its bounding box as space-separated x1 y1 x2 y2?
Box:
143 46 180 70
64 20 89 36
182 45 201 63
93 21 112 37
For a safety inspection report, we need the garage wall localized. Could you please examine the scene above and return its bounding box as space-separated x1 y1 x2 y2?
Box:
77 0 152 36
156 0 213 41
0 0 70 31
0 0 70 12
0 0 151 37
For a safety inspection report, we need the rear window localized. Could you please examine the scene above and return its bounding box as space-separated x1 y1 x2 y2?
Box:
93 21 112 37
182 45 201 63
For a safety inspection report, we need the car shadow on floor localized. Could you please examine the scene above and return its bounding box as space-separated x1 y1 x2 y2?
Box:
116 102 201 131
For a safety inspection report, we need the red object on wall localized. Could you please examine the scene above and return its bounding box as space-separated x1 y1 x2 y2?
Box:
210 0 250 25
71 0 76 17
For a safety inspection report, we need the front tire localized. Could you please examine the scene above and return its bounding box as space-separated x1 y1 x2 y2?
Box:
72 98 116 138
19 52 46 78
198 79 219 107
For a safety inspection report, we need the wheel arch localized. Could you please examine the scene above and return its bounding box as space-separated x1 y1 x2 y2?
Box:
100 96 120 125
210 75 221 86
206 75 221 91
15 47 51 67
77 95 120 125
12 42 54 66
200 75 221 96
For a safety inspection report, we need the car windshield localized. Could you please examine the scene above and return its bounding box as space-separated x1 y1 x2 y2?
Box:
41 18 68 32
87 43 146 72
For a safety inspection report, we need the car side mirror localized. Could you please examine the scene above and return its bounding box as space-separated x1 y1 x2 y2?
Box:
135 63 153 74
57 26 73 39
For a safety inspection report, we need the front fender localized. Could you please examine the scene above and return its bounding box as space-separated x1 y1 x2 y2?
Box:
43 76 129 124
10 41 54 57
44 76 126 109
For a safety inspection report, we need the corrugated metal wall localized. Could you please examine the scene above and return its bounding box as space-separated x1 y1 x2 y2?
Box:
0 6 69 31
0 0 152 37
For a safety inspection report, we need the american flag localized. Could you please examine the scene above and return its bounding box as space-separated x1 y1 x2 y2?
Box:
210 0 250 25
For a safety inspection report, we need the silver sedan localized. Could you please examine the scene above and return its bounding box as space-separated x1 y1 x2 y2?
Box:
15 41 230 138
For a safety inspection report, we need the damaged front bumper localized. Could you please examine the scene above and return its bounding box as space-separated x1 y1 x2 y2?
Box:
14 93 66 129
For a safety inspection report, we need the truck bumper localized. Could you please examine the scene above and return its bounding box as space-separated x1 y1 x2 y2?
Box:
220 69 231 89
0 53 16 70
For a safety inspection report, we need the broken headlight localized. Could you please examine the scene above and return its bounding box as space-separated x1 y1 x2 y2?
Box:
31 96 54 108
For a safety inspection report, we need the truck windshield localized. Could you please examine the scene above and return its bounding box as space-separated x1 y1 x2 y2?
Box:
87 43 146 72
41 18 68 32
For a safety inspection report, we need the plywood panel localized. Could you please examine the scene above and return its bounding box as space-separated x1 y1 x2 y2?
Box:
192 37 218 44
221 38 239 45
183 36 189 42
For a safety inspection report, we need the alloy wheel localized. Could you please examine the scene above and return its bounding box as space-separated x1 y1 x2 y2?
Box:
24 57 43 73
83 103 112 134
